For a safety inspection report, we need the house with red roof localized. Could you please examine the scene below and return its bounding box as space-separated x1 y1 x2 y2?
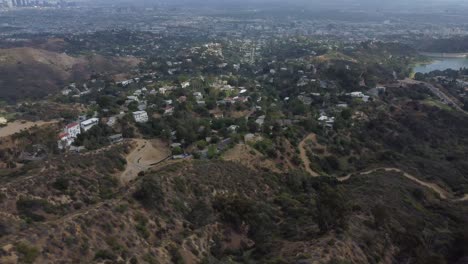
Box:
65 122 81 138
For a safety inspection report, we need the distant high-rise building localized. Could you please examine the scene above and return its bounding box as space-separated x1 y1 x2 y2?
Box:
2 0 59 8
1 0 13 7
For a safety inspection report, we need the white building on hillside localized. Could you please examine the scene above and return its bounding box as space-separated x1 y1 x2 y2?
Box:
81 118 99 132
350 92 365 97
181 81 190 88
0 117 7 125
58 133 74 150
193 92 203 100
65 122 81 138
133 111 149 123
57 122 81 150
349 91 370 102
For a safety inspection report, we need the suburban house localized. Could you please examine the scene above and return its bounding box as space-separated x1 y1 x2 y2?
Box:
298 95 313 105
81 118 100 132
58 133 74 150
107 116 117 127
228 125 239 132
181 81 190 88
193 92 203 100
57 122 83 150
133 111 149 123
127 95 139 102
349 91 370 102
108 134 124 144
118 79 134 87
255 115 266 126
213 113 224 119
138 101 148 111
350 91 365 97
65 122 81 138
164 106 175 116
159 87 167 94
318 115 335 128
171 143 182 149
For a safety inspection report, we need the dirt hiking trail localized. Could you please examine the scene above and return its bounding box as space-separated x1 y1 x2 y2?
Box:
299 133 320 177
338 167 467 202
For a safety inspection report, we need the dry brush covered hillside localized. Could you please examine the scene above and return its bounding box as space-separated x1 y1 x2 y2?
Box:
0 47 139 102
0 148 466 264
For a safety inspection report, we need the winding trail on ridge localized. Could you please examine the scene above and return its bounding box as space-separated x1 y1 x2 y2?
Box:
298 133 320 177
298 133 467 202
338 167 467 202
0 139 174 249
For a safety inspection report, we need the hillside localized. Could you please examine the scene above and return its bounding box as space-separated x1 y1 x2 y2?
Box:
0 47 140 102
0 19 467 264
416 36 468 53
0 151 466 263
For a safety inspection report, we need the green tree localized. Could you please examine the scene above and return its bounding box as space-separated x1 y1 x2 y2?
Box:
15 242 40 264
414 72 425 81
128 101 139 111
371 204 389 229
207 145 218 159
133 175 164 209
316 184 349 233
172 147 183 155
341 109 352 120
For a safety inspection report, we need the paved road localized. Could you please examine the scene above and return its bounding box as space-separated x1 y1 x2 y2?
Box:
425 83 464 111
400 79 465 112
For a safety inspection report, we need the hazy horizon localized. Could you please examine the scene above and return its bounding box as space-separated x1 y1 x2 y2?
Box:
86 0 468 12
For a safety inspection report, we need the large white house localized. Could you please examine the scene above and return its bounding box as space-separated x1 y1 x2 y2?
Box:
57 122 81 150
81 118 99 132
65 122 81 138
133 111 149 123
349 91 370 102
58 132 74 150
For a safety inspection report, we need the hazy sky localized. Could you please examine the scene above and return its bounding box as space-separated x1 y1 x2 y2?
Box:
105 0 464 3
96 0 467 8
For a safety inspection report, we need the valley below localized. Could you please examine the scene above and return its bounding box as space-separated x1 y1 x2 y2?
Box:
0 4 468 264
